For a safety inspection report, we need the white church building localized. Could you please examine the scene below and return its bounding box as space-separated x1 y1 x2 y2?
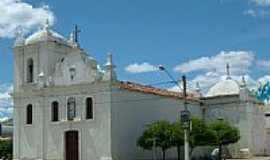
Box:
12 22 270 160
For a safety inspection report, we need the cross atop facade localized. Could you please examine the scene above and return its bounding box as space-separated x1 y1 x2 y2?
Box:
74 25 81 44
44 19 51 31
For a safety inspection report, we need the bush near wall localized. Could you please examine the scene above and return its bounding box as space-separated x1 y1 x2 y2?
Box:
0 138 12 160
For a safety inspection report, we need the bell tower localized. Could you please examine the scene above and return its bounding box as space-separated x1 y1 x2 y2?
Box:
13 21 71 91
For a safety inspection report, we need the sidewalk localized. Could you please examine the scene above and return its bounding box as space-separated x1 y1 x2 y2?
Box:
228 157 270 160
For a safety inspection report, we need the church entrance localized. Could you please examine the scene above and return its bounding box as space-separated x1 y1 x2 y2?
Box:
65 131 79 160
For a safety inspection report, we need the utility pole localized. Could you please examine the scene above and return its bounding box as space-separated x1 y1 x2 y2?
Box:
181 75 190 160
158 65 190 160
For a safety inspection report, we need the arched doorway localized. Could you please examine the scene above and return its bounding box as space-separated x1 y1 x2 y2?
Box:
65 131 79 160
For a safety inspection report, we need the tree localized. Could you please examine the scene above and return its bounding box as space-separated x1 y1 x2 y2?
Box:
209 120 240 160
137 120 173 160
171 121 184 160
0 138 12 160
190 118 218 150
138 118 240 160
137 129 154 151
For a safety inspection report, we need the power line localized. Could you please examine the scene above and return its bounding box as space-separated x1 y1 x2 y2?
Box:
146 80 177 86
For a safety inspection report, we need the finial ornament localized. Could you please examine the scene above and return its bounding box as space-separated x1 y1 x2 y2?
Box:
241 75 247 88
242 76 246 84
226 63 231 80
14 26 25 46
106 53 115 67
103 53 117 81
69 32 74 41
44 18 50 31
68 32 75 44
68 25 81 48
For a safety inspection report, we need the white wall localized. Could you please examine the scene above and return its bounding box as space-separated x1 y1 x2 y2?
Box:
111 87 202 160
13 96 44 159
13 38 113 160
13 82 113 160
202 94 270 157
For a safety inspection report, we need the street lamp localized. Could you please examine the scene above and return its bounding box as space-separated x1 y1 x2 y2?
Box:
158 65 191 160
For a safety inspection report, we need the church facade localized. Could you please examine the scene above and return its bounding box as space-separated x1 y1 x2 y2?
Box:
12 23 270 160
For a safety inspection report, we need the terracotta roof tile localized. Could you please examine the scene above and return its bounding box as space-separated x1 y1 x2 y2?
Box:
118 81 200 101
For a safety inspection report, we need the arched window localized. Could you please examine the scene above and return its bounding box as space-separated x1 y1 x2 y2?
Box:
69 68 76 81
51 101 59 122
86 97 93 119
67 97 76 121
26 104 32 124
27 58 34 83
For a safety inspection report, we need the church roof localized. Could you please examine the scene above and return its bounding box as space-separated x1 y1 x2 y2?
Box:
206 78 240 97
206 63 242 97
23 20 67 46
118 81 200 101
25 28 66 45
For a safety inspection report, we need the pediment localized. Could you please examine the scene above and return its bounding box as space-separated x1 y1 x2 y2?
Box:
52 51 103 86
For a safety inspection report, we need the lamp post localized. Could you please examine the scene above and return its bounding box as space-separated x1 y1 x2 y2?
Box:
158 65 191 160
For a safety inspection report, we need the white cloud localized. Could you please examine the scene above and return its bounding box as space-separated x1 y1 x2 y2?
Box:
257 75 270 84
167 72 226 93
243 9 269 17
125 62 158 73
167 86 181 92
256 59 270 68
173 51 261 94
187 73 257 94
190 72 220 92
0 107 13 114
0 84 13 107
236 74 257 88
0 0 55 38
174 51 254 76
0 117 9 122
243 9 257 17
250 0 270 6
0 84 13 119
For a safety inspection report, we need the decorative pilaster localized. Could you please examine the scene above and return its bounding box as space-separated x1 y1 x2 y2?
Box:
103 53 117 82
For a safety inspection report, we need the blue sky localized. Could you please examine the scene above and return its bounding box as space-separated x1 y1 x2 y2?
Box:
1 0 270 119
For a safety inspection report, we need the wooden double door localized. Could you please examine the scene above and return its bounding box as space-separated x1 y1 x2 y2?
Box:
65 131 79 160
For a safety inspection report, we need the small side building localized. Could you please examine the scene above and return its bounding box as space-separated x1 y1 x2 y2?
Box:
201 72 270 158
